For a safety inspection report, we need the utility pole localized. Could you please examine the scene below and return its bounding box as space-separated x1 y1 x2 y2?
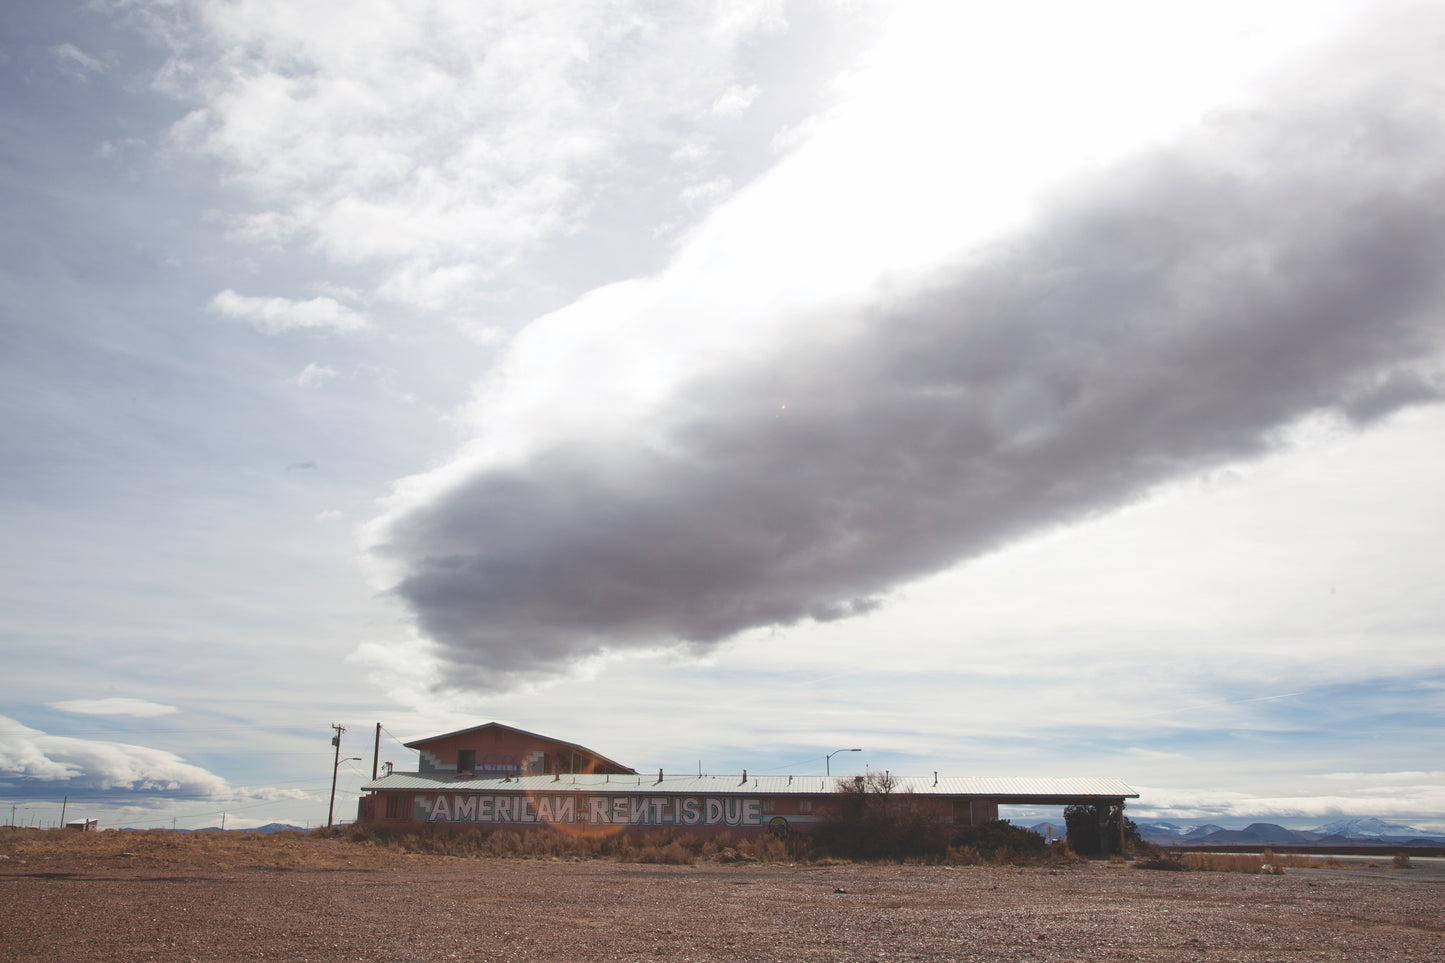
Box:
327 723 345 829
372 722 381 780
60 795 67 829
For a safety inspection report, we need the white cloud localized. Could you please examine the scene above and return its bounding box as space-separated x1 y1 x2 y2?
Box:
670 138 712 165
0 716 229 796
132 0 794 314
96 137 145 160
1133 777 1445 828
296 362 341 388
711 83 760 117
50 42 104 79
50 698 181 718
209 289 367 334
679 176 733 209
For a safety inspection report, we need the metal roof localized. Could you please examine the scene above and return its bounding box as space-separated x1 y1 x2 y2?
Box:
362 771 1137 801
400 721 635 774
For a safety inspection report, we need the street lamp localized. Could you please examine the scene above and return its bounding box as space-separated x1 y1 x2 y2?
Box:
328 754 362 830
826 748 862 776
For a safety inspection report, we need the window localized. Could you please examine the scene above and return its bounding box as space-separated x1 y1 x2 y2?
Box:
456 749 476 773
385 795 410 819
798 799 813 813
761 799 776 814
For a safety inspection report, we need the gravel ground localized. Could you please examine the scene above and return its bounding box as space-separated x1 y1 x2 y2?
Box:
3 857 1442 962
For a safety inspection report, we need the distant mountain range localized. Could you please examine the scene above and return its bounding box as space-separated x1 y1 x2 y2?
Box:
1134 818 1445 847
122 822 308 833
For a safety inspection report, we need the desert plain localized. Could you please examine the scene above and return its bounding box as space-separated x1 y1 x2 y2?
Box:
2 830 1442 962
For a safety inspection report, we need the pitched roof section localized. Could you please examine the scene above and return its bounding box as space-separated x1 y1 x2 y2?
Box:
402 721 636 775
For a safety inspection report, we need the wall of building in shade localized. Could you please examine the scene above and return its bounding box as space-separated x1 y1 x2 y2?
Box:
358 722 1135 840
357 772 1002 838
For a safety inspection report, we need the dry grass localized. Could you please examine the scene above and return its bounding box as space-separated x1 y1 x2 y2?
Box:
343 823 804 865
945 840 1086 868
0 826 405 871
0 824 813 871
1135 849 1325 875
25 826 1355 874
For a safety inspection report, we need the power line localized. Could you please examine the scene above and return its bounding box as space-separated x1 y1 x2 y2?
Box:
378 724 414 752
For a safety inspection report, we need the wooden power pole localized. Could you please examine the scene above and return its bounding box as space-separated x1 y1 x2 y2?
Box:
327 724 345 829
372 722 381 780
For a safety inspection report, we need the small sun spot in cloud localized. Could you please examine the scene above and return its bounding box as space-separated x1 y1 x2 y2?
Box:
315 509 344 522
50 698 180 718
711 83 760 117
297 362 342 389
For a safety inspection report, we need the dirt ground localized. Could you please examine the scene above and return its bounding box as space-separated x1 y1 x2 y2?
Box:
3 844 1442 961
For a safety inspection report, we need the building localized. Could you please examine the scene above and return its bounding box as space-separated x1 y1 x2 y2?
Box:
358 722 1137 848
401 721 635 778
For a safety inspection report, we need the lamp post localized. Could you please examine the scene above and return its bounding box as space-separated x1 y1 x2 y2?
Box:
328 755 362 829
328 724 364 830
826 748 862 776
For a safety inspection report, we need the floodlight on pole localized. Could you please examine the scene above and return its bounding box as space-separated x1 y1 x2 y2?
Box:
826 748 862 776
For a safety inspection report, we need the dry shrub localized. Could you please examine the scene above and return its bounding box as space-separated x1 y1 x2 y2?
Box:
348 823 595 860
944 822 1071 867
1181 853 1263 873
1134 853 1184 871
947 844 982 865
635 840 695 865
1172 850 1320 874
1260 849 1322 869
1392 852 1413 869
736 832 791 863
698 832 732 860
351 823 796 865
0 826 404 871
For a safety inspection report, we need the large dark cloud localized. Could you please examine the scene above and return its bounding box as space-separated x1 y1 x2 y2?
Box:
371 35 1445 689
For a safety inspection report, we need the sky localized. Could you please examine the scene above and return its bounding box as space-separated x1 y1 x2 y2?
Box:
2 0 1443 832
